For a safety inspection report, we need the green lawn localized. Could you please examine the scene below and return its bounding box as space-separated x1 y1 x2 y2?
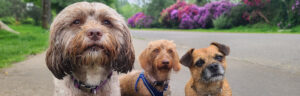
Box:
0 25 48 68
132 24 300 34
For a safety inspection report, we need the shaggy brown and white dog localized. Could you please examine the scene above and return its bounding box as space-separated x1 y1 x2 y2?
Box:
45 2 135 96
119 40 181 96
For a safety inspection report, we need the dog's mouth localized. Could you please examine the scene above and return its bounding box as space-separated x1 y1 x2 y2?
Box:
201 70 224 83
157 64 172 71
85 44 104 52
159 65 171 70
211 73 224 77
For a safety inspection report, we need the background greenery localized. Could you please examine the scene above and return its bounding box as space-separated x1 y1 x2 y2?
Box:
0 25 48 68
0 0 300 68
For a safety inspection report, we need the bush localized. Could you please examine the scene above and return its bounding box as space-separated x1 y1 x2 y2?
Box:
128 12 153 28
213 15 232 29
214 4 250 29
160 0 235 29
27 5 42 25
21 18 34 24
0 17 16 24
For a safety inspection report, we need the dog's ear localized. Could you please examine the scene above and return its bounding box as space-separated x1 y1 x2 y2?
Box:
46 42 72 80
180 48 194 67
111 24 135 73
139 46 152 72
172 49 181 72
211 42 230 56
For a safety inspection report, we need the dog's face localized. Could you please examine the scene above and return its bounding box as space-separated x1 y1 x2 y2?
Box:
180 42 230 83
139 40 181 80
46 2 135 79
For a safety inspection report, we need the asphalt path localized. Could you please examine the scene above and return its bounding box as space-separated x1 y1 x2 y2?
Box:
131 30 300 96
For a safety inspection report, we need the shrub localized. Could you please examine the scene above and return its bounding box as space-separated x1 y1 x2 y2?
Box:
128 12 153 28
21 18 34 24
213 14 232 29
229 4 250 26
0 17 16 24
160 0 235 29
276 0 300 29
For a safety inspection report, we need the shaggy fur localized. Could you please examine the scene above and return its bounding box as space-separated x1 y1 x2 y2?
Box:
45 2 135 96
180 42 232 96
119 40 181 96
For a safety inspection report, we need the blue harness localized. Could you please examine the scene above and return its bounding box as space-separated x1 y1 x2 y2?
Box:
135 72 168 96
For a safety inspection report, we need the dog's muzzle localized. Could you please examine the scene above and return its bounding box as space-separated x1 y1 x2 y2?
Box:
201 63 225 82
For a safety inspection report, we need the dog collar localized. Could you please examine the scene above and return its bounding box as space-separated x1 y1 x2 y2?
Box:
134 72 168 96
71 72 113 94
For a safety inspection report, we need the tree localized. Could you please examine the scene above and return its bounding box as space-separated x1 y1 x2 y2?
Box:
0 0 12 17
42 0 51 29
144 0 175 20
242 0 270 23
51 0 115 13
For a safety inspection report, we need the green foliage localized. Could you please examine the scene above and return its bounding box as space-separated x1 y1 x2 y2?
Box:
0 17 16 25
51 0 116 13
0 0 12 17
213 15 233 29
0 0 40 25
21 18 35 24
291 25 300 32
132 23 300 33
24 0 41 7
195 0 209 6
117 2 142 19
262 0 286 25
144 0 175 19
27 5 42 25
0 25 48 68
227 4 249 26
0 0 27 21
213 4 249 29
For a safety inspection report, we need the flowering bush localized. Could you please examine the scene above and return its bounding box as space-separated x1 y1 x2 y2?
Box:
277 0 300 29
128 12 153 28
214 4 250 29
243 0 270 7
292 0 300 15
160 0 235 29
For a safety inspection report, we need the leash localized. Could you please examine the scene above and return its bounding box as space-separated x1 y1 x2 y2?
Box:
135 72 168 96
71 72 113 94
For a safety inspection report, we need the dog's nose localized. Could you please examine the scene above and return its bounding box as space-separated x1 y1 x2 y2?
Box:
162 60 169 65
208 63 219 72
86 29 102 41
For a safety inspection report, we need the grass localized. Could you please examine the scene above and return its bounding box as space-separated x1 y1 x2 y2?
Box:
131 24 300 34
0 24 48 68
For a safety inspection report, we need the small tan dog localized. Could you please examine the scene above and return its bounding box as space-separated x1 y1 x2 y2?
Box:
119 40 181 96
180 42 232 96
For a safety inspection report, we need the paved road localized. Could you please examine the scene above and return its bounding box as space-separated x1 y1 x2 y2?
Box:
131 30 300 96
0 30 300 96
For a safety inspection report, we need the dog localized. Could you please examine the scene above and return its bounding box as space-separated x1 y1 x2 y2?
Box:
180 42 232 96
45 2 135 96
119 40 181 96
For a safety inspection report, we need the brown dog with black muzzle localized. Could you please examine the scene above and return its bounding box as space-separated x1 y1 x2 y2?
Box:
180 42 232 96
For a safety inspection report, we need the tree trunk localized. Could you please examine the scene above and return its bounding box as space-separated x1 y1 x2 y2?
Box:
42 0 51 29
0 21 19 34
256 10 270 24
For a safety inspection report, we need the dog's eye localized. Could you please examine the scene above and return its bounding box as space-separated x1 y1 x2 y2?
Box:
167 49 173 54
195 59 205 67
103 20 111 25
72 19 81 24
214 55 223 61
153 48 160 53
